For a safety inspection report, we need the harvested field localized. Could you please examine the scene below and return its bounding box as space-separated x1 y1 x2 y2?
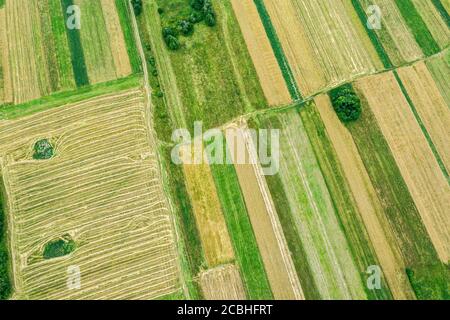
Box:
226 124 303 300
0 88 180 299
256 110 367 300
0 7 9 104
264 0 379 96
359 0 423 65
397 62 450 172
314 95 415 300
200 264 246 300
100 0 132 78
230 0 291 106
412 0 450 49
182 144 234 268
356 72 450 262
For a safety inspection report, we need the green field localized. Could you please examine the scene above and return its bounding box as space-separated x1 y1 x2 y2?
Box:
426 50 450 106
0 176 11 300
209 153 273 300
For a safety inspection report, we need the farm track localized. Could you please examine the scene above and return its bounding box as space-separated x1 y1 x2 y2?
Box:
356 72 450 262
0 88 180 299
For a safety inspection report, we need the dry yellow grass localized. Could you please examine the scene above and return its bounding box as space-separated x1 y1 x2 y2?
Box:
315 95 415 300
226 123 304 300
412 0 450 49
100 0 132 78
0 88 181 299
356 72 450 262
230 0 291 106
182 144 234 267
200 264 246 300
397 62 450 172
443 0 450 13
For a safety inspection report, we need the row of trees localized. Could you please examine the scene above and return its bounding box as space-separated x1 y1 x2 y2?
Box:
162 0 217 51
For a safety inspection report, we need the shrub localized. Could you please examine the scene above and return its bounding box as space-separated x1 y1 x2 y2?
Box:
190 0 205 11
157 7 164 14
179 20 194 36
189 11 204 24
329 84 361 123
33 139 54 160
131 0 143 16
43 236 76 259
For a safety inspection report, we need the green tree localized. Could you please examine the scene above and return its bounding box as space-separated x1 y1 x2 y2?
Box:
33 139 54 160
131 0 143 16
330 86 361 123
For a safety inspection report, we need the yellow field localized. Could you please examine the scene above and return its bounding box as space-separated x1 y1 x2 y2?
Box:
356 72 450 263
315 95 415 300
200 264 246 300
182 144 234 267
264 0 379 96
226 124 304 300
0 88 180 299
397 62 450 172
0 7 8 104
230 0 291 106
100 0 132 78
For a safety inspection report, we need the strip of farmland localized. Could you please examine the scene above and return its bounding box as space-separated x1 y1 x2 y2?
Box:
433 0 450 27
209 157 273 299
181 144 235 268
226 124 303 300
412 0 450 49
0 169 12 300
263 0 379 97
100 0 132 78
426 50 450 106
397 62 450 172
254 110 367 299
0 88 181 299
200 264 246 300
230 0 291 106
314 95 415 300
355 72 450 263
358 0 423 66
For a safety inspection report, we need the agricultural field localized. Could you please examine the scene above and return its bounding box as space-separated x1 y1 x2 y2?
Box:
0 0 136 104
1 0 449 302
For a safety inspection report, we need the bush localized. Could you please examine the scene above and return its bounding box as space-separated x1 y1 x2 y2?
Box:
189 11 204 24
33 139 54 160
179 20 194 36
190 0 205 11
131 0 143 16
329 84 361 123
157 7 164 15
43 236 76 259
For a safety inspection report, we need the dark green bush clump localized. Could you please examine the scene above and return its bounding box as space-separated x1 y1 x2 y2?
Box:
131 0 143 16
179 20 194 36
162 27 181 51
329 84 362 123
43 235 76 259
33 139 54 160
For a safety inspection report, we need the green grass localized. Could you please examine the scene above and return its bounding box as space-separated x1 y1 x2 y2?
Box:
393 71 449 183
425 51 450 106
347 93 448 299
299 102 392 300
61 0 89 87
115 0 142 74
0 0 4 8
161 146 204 299
406 264 449 300
209 153 273 300
0 74 141 120
150 0 268 130
351 0 392 69
43 236 76 259
253 0 300 100
432 0 450 28
395 0 440 57
0 177 12 300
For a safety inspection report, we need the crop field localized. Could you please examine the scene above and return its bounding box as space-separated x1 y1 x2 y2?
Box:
199 264 246 300
140 0 268 132
355 72 450 263
1 0 135 104
0 6 8 104
0 88 181 299
397 62 450 171
230 0 291 106
262 0 381 97
426 50 450 106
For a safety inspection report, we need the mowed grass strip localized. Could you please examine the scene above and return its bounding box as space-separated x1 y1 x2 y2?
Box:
114 0 141 74
348 82 449 299
412 0 450 49
209 153 273 299
425 50 450 106
61 0 89 86
299 102 392 300
394 0 440 56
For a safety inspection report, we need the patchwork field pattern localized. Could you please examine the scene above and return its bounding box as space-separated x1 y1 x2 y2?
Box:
0 88 180 299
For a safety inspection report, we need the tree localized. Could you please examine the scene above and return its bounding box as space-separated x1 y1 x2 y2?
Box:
131 0 143 16
179 20 194 36
33 139 54 160
165 34 180 51
330 87 361 123
190 0 205 11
